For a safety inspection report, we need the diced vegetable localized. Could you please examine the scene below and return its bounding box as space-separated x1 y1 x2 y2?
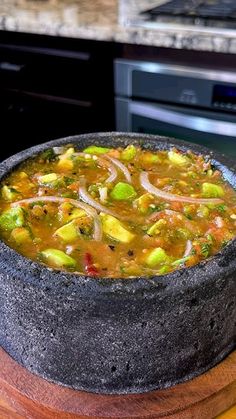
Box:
100 214 135 243
54 221 78 242
68 208 86 221
145 247 169 268
202 182 224 198
58 203 86 223
1 185 19 201
110 182 137 201
158 265 170 274
83 146 111 155
142 152 161 164
19 172 28 179
121 145 137 161
184 205 195 219
84 252 99 276
40 249 76 268
187 171 197 179
175 228 191 240
0 207 24 231
11 227 31 244
168 150 189 166
147 219 167 236
197 205 209 218
64 147 75 156
134 193 154 214
38 173 58 185
57 148 75 171
58 159 74 171
172 256 190 266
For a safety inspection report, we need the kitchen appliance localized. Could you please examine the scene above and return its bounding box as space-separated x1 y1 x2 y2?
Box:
115 59 236 157
141 0 236 29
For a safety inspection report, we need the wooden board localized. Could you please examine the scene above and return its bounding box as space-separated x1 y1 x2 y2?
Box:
0 347 235 419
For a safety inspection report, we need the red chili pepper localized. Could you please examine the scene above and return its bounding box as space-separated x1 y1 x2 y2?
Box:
84 252 99 276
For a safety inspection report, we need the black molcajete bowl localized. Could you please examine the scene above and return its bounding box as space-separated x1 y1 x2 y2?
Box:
0 133 235 395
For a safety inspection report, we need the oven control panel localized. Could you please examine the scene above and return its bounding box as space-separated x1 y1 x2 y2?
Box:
115 59 236 114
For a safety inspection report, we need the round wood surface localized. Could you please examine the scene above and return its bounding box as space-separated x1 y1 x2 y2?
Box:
0 347 235 419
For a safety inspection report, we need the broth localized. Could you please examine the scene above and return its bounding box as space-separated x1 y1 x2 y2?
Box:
0 144 235 278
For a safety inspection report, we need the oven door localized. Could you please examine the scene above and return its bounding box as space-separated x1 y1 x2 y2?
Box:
116 98 236 158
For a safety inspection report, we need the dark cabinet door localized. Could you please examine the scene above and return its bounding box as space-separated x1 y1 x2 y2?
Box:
0 34 116 161
0 44 92 100
0 89 96 160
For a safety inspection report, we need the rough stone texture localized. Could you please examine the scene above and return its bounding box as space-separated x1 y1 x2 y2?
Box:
1 0 236 53
0 132 235 395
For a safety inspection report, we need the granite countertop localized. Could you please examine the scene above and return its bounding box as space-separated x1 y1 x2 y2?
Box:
1 0 236 54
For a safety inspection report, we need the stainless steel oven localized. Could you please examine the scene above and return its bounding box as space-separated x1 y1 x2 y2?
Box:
115 59 236 157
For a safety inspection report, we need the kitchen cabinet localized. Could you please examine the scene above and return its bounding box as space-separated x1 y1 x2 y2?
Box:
0 32 115 160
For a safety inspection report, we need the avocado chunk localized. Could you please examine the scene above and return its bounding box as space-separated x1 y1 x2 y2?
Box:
100 214 135 243
54 221 78 242
68 208 86 221
19 171 28 179
0 207 24 231
40 249 76 268
1 185 19 201
168 150 189 166
58 203 86 224
57 148 75 171
57 159 74 171
147 219 167 236
38 173 59 186
11 227 31 244
121 145 137 161
197 204 210 218
202 182 224 198
134 193 154 215
145 247 168 268
83 146 111 155
110 182 137 201
142 152 161 164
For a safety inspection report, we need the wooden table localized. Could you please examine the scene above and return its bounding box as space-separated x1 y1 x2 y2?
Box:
217 405 236 419
0 347 235 419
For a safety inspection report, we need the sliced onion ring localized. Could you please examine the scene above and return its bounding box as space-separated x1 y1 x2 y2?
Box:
184 240 192 258
11 196 102 241
73 152 117 183
79 181 119 218
140 172 224 205
105 155 132 183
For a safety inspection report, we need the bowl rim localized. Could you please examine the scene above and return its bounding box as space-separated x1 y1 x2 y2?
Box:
0 132 235 296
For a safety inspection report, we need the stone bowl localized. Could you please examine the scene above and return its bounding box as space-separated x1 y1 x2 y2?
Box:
0 132 235 395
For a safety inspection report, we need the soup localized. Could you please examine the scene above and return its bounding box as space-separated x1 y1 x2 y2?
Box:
0 144 235 278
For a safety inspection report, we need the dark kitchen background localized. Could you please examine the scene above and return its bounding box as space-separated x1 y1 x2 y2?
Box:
1 0 236 161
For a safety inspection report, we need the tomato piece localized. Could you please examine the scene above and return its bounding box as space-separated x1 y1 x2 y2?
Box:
84 253 99 276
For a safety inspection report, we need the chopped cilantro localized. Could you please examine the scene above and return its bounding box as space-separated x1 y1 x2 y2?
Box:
200 243 211 258
216 204 227 213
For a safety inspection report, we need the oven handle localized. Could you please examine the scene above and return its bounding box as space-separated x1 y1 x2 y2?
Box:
129 101 236 137
0 61 25 72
